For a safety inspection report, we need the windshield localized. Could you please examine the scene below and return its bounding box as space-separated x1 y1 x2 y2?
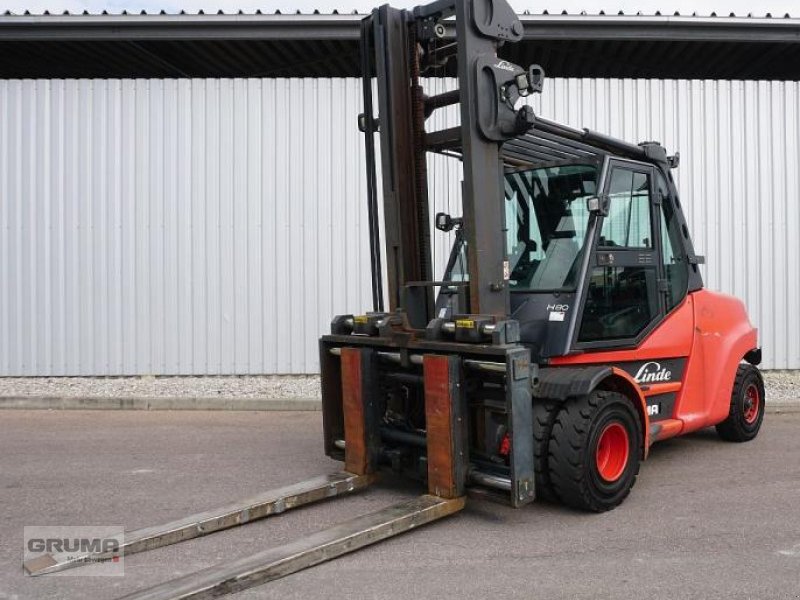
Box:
504 164 598 292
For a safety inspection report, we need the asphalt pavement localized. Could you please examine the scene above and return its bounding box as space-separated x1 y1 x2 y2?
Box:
1 410 799 600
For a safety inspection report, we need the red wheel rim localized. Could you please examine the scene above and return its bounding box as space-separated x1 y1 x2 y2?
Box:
595 422 630 483
743 383 760 424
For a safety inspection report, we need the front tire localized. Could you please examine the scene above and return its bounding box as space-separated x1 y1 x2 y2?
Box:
532 398 560 503
716 364 765 442
548 390 643 512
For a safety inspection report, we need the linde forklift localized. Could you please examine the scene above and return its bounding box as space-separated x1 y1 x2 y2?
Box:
24 0 764 597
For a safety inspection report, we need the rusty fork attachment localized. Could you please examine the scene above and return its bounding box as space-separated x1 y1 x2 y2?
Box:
105 346 468 600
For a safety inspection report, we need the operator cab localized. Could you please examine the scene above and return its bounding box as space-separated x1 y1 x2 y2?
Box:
436 141 701 362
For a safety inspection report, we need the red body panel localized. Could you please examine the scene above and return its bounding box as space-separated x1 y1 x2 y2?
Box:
549 289 758 446
678 289 758 433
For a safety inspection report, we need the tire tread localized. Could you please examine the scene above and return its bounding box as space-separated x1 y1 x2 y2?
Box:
532 398 560 503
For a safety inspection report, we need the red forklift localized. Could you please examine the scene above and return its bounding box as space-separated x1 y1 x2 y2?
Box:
24 0 764 596
319 0 763 513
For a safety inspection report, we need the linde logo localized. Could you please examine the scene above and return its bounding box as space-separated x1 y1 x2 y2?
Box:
633 361 672 383
494 60 516 72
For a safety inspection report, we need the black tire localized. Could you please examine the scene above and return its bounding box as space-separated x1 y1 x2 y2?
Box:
716 364 765 442
548 390 643 512
532 398 560 503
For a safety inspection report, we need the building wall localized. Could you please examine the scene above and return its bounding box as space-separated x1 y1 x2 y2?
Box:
0 77 797 375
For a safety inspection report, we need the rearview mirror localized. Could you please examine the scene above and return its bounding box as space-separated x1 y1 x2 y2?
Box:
586 195 609 216
435 212 463 232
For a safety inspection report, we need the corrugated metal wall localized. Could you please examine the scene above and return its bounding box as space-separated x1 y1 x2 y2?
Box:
1 77 797 375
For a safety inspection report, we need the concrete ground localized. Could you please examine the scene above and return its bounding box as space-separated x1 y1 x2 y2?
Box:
1 410 799 600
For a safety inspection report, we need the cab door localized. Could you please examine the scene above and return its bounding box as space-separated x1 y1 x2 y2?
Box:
574 161 664 349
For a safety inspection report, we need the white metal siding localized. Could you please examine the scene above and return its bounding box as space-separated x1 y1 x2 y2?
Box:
0 77 797 374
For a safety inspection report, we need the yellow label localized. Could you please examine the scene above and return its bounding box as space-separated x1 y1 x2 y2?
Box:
455 319 475 329
354 315 369 324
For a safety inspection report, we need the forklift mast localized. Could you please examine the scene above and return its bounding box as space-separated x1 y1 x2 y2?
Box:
360 0 542 327
314 0 545 514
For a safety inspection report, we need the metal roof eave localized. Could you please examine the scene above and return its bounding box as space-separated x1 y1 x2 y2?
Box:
0 13 798 43
518 15 800 42
0 14 364 41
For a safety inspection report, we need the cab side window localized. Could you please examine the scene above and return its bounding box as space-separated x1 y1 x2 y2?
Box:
600 169 652 249
578 265 657 342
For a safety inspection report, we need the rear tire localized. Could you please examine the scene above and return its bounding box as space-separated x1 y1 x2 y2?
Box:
716 364 765 442
548 390 642 512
